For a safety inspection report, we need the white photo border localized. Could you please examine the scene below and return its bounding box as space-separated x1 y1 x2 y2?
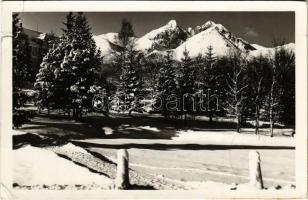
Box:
0 1 307 199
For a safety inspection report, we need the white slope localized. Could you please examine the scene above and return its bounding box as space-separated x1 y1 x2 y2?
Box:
194 21 256 52
249 43 295 58
174 26 239 60
135 20 178 51
94 33 119 61
98 32 118 43
14 145 112 186
94 36 113 58
281 43 295 52
251 43 267 50
249 44 272 57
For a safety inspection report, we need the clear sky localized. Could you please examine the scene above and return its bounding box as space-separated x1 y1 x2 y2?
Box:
20 12 294 47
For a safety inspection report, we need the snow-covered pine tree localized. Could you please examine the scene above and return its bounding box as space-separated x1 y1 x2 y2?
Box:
35 34 75 115
155 51 177 118
115 19 143 116
118 43 142 115
35 42 59 115
65 12 102 119
177 47 196 120
35 12 102 119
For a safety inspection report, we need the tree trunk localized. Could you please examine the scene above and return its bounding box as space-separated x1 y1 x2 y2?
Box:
73 107 79 121
73 108 76 119
236 114 241 133
255 105 260 135
269 72 276 138
79 107 82 119
209 109 213 122
270 120 274 137
128 109 133 117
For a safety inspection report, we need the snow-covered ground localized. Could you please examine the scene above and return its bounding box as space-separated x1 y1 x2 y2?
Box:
13 145 113 189
77 126 294 148
13 113 295 191
13 140 295 191
174 129 294 147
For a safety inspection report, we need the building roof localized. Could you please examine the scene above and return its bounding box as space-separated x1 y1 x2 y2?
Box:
22 28 43 39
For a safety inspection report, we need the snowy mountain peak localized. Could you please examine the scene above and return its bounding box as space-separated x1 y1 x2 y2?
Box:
174 25 239 60
194 20 228 36
94 19 294 62
203 20 216 27
167 19 177 29
135 19 187 51
195 20 216 31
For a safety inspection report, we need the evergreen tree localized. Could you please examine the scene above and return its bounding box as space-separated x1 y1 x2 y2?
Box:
67 12 102 119
142 55 163 90
114 19 143 116
155 51 177 118
35 12 102 119
35 40 63 114
204 45 218 122
177 47 196 120
118 43 143 115
62 12 76 41
13 13 33 107
118 19 135 48
12 13 34 128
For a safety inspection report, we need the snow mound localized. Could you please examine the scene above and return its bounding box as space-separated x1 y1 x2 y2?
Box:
138 126 160 132
13 145 112 186
102 127 114 135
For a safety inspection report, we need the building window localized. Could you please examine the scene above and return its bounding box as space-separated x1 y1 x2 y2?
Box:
31 46 39 57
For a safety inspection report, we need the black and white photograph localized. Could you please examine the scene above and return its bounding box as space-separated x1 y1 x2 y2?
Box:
1 1 307 199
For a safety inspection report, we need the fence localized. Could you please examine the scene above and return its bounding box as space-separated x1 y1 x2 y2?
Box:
114 149 264 190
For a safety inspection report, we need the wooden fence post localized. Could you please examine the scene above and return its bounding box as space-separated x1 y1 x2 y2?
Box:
115 149 129 189
249 150 264 189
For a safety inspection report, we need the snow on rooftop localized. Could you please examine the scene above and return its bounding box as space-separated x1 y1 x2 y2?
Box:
37 33 47 40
